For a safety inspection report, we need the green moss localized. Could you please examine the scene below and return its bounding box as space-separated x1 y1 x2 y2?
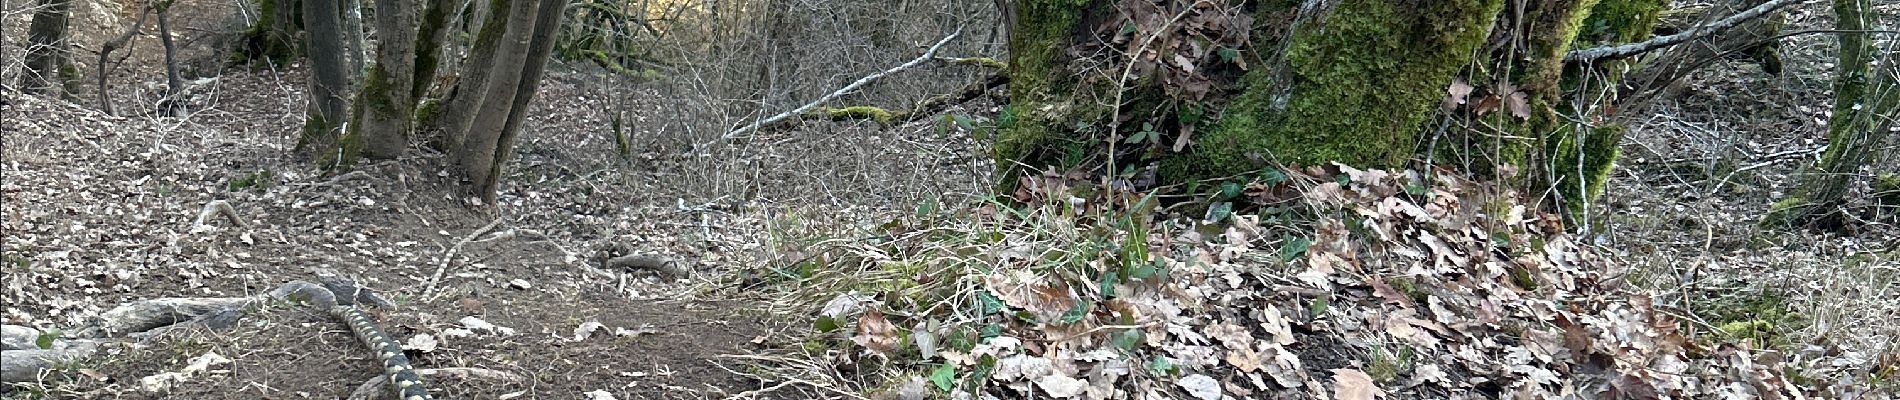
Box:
226 169 276 192
1176 0 1503 180
1384 276 1429 303
414 98 443 127
1578 0 1664 46
822 106 896 123
994 0 1093 185
1695 288 1805 350
1365 346 1412 384
1546 124 1623 224
411 0 454 100
1874 172 1900 207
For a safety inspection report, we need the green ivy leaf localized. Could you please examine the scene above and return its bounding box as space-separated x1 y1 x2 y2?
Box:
930 363 957 392
1219 181 1242 199
1260 167 1288 185
977 290 1006 315
1279 235 1312 262
1146 355 1177 376
1111 328 1143 350
35 328 60 350
980 323 1003 340
1057 301 1092 324
1216 47 1239 63
1206 202 1233 222
1120 20 1138 35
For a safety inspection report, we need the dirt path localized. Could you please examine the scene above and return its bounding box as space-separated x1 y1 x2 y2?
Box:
1 66 784 397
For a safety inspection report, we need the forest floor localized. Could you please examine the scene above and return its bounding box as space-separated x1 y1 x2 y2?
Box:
3 0 1897 399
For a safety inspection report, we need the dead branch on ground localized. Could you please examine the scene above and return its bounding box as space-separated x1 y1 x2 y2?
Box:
192 200 249 231
424 218 505 299
748 71 1009 133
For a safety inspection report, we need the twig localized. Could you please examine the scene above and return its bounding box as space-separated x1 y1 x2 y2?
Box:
423 219 505 298
724 27 963 139
1564 0 1809 62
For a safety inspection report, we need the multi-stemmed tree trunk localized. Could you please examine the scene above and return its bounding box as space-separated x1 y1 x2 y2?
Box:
20 0 76 96
1761 0 1899 228
435 0 567 201
995 0 1684 228
299 0 567 202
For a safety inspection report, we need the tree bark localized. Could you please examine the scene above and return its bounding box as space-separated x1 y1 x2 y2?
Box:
299 0 351 158
156 6 186 116
428 0 514 152
453 0 542 198
342 0 366 84
20 0 74 96
412 0 459 101
346 0 422 159
473 0 567 201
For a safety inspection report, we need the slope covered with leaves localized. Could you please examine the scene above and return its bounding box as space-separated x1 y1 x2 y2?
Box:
756 163 1889 399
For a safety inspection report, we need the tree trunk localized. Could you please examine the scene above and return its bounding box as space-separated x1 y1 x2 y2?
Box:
156 6 186 116
451 0 541 195
472 0 566 201
342 0 366 84
1761 0 1897 228
239 0 304 62
996 0 1666 228
428 0 517 153
412 0 459 101
344 0 422 159
98 5 155 115
20 0 74 96
299 0 351 158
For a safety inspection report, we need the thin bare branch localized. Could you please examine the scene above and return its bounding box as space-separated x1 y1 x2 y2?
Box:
1564 0 1808 62
724 27 964 139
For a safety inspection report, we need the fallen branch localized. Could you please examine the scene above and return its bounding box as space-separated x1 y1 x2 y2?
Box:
348 367 522 400
192 200 249 231
424 218 505 299
932 56 1005 69
724 27 963 139
604 253 687 279
1564 0 1808 62
746 72 1009 133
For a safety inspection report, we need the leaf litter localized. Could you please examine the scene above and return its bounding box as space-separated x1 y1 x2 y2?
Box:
768 164 1887 399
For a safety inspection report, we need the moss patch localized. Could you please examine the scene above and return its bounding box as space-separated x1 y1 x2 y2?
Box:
1174 0 1504 180
821 106 896 123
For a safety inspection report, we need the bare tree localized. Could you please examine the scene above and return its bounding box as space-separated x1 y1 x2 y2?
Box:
20 0 75 96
